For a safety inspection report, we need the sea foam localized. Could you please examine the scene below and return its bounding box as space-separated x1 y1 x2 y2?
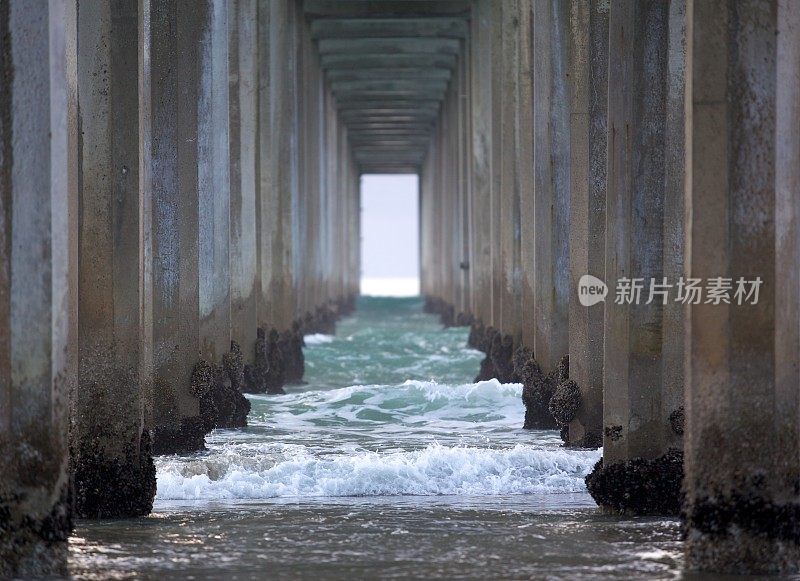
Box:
304 333 335 345
156 442 600 500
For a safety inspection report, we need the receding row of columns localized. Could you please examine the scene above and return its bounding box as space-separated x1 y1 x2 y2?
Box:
1 0 359 575
421 0 800 574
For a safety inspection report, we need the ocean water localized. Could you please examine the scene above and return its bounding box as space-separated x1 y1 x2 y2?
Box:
68 297 692 580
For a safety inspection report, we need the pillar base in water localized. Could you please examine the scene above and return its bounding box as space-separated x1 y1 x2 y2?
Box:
685 477 800 575
153 417 210 456
686 526 800 575
0 483 71 578
467 321 485 350
243 327 287 395
473 326 515 384
153 350 251 456
585 449 683 516
279 323 305 385
73 432 156 519
423 296 463 328
515 347 564 431
191 358 250 431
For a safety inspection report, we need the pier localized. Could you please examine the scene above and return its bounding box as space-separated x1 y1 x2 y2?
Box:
2 0 799 576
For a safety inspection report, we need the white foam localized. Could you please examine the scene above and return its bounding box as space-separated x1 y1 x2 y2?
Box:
156 443 600 500
247 379 526 432
304 333 335 345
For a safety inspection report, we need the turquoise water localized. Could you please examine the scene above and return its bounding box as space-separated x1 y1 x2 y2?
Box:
68 297 692 580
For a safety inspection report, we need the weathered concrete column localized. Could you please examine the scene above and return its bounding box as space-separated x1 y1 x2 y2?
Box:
198 0 231 365
531 0 570 374
517 0 535 349
244 0 301 395
499 0 522 343
468 0 494 336
0 1 75 574
228 0 259 385
72 0 156 518
256 0 273 327
684 0 800 573
488 0 503 333
563 0 609 448
146 0 206 453
516 0 571 431
585 0 685 515
457 42 472 323
270 0 298 335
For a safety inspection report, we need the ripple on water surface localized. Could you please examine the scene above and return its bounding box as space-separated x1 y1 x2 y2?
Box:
69 297 694 580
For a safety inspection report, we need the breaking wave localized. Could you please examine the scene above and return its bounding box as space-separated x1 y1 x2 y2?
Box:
156 442 599 500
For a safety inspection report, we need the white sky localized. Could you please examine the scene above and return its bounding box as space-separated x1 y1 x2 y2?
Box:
360 174 420 296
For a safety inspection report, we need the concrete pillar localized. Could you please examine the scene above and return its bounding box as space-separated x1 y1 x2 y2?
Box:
564 0 609 448
468 0 494 339
72 0 155 518
295 19 309 321
516 0 571 431
146 0 206 453
488 0 503 332
228 0 259 374
585 0 685 515
457 42 472 322
517 0 535 350
531 0 570 374
0 1 75 574
684 0 800 573
238 0 302 395
198 0 230 365
270 0 298 333
499 0 522 343
256 0 274 327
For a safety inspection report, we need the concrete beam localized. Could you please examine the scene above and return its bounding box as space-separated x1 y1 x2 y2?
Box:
72 0 155 519
335 98 442 110
684 0 800 573
333 89 446 100
353 151 426 161
303 1 471 19
349 131 432 141
318 37 461 55
331 79 448 94
0 2 75 575
326 68 452 82
320 53 457 70
359 165 419 174
344 122 434 130
350 139 431 148
310 17 468 39
349 125 432 133
340 109 439 120
343 115 437 124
